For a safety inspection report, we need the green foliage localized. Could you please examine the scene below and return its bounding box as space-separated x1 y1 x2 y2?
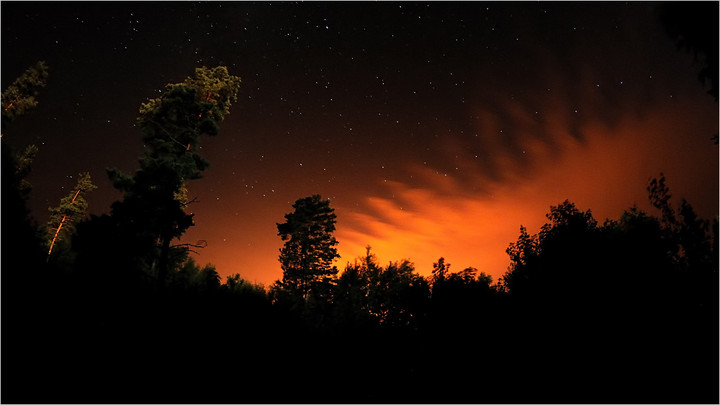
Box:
2 62 49 194
136 66 241 180
116 66 242 192
15 144 39 196
97 66 241 283
47 172 97 254
277 194 340 302
1 61 49 132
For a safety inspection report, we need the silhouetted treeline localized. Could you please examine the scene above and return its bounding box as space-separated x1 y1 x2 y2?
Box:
3 175 717 403
2 64 717 403
3 131 717 402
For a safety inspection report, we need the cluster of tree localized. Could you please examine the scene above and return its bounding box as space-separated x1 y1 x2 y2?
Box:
73 65 243 290
2 62 717 403
2 61 52 280
268 194 506 332
2 63 245 288
264 186 717 403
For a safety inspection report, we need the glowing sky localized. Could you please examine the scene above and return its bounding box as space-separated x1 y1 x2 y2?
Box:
3 2 717 286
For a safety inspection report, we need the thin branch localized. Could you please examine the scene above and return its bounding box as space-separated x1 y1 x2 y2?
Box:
172 239 208 256
180 195 200 208
172 240 208 250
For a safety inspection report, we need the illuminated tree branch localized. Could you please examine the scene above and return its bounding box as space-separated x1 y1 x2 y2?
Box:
47 172 97 258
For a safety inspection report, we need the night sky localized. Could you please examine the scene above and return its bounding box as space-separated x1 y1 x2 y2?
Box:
3 2 717 286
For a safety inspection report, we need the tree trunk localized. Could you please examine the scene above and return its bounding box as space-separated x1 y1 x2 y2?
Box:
47 215 68 258
157 233 171 288
47 189 82 258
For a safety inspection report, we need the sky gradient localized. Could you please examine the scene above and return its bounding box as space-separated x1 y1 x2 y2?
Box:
3 2 717 286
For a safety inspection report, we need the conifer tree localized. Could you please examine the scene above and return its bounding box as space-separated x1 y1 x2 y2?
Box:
1 61 49 194
1 61 50 277
14 144 39 197
277 194 340 302
105 66 241 284
47 172 97 257
1 61 49 133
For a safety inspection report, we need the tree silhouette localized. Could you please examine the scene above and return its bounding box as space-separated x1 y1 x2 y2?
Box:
429 256 450 286
224 273 267 300
657 2 718 101
336 247 429 329
502 200 600 299
92 66 241 285
657 2 719 143
1 61 49 198
646 173 716 272
426 258 500 339
1 140 47 288
2 60 716 404
1 62 50 281
276 194 340 305
644 174 717 313
494 186 719 403
501 225 539 296
334 245 381 328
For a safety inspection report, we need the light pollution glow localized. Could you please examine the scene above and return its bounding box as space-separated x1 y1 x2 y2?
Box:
8 2 716 292
181 7 718 287
186 81 718 286
336 93 719 283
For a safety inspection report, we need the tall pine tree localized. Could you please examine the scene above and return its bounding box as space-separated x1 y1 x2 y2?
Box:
104 66 241 284
277 195 340 303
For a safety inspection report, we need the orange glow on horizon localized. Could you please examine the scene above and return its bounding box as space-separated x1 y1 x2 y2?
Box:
336 98 718 282
187 63 718 286
185 91 718 287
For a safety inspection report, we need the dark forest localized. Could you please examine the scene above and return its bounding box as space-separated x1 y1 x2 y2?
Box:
2 2 719 403
2 62 718 404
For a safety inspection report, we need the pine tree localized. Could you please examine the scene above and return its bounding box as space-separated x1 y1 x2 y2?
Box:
47 172 97 257
1 61 49 133
1 61 50 278
277 195 340 302
14 144 39 197
2 61 49 193
105 66 241 284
